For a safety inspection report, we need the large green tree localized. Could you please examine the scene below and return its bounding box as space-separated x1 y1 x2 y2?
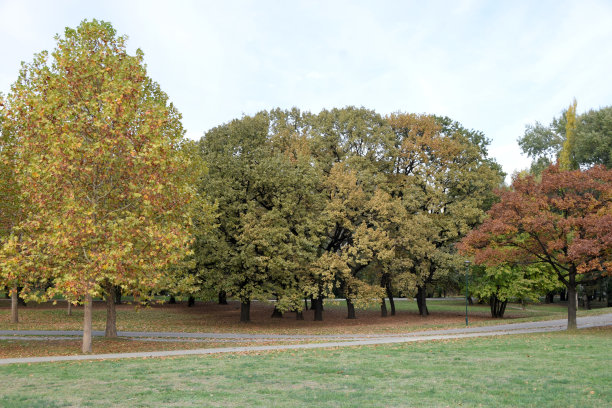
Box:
198 109 322 322
383 113 503 315
1 20 198 352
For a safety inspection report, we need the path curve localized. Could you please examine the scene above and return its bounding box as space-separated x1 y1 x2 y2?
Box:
0 313 610 365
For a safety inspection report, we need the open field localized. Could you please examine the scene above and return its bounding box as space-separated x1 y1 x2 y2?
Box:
0 327 610 407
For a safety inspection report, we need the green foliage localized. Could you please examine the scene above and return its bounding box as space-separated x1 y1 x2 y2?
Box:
197 109 323 312
470 264 560 305
519 102 612 174
574 106 612 168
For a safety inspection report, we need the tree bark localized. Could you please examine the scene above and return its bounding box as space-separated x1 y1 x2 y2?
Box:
386 283 395 316
346 298 356 319
380 298 388 317
218 290 228 305
105 283 117 337
567 270 577 330
114 285 122 305
240 299 250 322
545 292 555 303
295 311 304 320
416 286 429 316
188 296 195 307
168 295 176 304
304 298 309 311
489 294 508 318
10 287 18 324
82 293 93 353
313 296 323 321
67 300 72 316
607 280 612 307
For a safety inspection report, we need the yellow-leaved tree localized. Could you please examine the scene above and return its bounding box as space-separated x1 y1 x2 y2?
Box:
1 20 200 352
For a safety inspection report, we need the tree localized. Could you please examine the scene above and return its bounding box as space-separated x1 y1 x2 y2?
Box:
468 263 559 318
574 106 612 168
308 107 394 319
384 113 503 316
198 109 322 322
1 20 197 352
519 103 612 174
460 165 612 329
559 99 578 171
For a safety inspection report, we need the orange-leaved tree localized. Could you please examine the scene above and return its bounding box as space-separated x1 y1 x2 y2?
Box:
460 165 612 329
1 20 199 352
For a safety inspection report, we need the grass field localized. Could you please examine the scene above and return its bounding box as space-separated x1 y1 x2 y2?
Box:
0 327 610 407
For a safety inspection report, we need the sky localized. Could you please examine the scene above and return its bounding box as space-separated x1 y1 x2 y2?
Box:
1 0 612 180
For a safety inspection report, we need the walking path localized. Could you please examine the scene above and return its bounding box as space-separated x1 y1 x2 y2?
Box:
0 313 610 366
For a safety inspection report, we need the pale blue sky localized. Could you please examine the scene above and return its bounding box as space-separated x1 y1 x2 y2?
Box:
2 0 611 179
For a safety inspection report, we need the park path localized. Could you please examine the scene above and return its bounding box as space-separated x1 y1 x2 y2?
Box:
0 313 610 366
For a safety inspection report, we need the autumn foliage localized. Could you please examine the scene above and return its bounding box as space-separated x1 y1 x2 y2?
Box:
1 20 198 351
460 164 612 328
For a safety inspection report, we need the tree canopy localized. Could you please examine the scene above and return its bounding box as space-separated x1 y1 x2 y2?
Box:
0 20 200 352
519 102 612 174
460 165 612 329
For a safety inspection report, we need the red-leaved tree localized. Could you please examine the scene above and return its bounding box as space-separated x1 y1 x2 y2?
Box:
460 165 612 329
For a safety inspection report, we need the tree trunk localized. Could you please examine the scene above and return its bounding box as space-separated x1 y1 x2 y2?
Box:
386 283 395 316
82 293 93 353
304 298 309 311
567 271 577 330
114 285 122 305
168 295 176 304
10 287 18 324
271 305 283 318
583 294 591 310
313 296 323 321
218 290 228 305
188 296 195 307
468 296 474 305
240 299 250 322
607 280 612 307
490 294 508 318
105 283 117 338
346 298 356 319
560 290 567 302
416 286 429 316
295 310 304 320
380 298 388 317
67 300 72 316
545 292 555 303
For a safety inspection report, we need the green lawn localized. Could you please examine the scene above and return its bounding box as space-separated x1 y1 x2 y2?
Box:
1 327 610 407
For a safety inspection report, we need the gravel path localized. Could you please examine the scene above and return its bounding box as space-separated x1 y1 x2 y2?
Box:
0 313 610 365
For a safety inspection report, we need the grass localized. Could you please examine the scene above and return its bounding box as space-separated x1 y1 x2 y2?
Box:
0 327 610 407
